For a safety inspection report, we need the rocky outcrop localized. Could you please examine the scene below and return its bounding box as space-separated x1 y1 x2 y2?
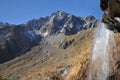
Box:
59 39 75 49
26 17 48 30
100 0 120 32
0 25 41 63
0 22 10 28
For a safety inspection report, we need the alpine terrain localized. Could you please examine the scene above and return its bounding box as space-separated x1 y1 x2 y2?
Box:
0 11 120 80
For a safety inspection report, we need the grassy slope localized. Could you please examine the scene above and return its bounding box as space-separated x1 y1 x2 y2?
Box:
17 28 95 80
0 28 97 80
1 27 120 80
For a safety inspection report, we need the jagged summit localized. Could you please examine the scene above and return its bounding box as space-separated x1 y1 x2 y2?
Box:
51 10 70 16
0 22 11 28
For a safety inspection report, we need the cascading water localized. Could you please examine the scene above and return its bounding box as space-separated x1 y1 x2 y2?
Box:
88 21 115 80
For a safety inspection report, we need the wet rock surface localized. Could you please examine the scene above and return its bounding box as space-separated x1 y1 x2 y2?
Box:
100 0 120 32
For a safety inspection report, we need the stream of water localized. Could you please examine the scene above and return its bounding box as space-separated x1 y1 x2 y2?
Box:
88 21 115 80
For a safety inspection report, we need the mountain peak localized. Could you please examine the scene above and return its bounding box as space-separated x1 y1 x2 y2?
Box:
56 10 64 13
51 10 70 17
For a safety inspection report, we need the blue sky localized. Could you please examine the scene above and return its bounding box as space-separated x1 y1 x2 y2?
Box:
0 0 103 24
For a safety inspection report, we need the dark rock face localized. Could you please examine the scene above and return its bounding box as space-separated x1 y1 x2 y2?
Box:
0 25 41 64
59 39 75 49
44 77 60 80
100 0 120 32
0 22 10 28
26 17 48 30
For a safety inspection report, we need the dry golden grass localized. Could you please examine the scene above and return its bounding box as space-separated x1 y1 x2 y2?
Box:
0 28 96 80
17 28 120 80
15 29 96 80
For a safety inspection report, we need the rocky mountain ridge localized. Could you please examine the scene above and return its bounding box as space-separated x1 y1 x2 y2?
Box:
0 11 98 64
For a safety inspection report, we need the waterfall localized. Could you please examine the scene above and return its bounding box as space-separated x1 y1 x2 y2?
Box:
88 21 115 80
